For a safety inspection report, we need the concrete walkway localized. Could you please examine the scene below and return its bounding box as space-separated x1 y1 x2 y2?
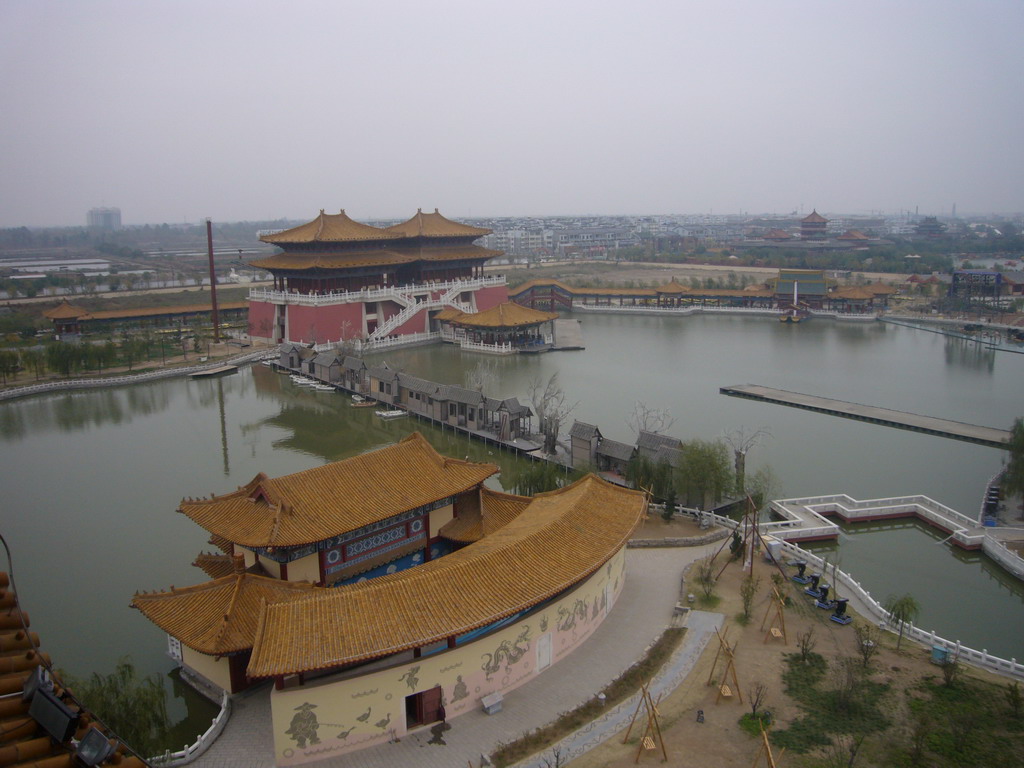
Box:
190 545 721 768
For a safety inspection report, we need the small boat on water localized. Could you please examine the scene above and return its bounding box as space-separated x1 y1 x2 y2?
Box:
291 376 317 386
312 384 335 392
375 409 407 420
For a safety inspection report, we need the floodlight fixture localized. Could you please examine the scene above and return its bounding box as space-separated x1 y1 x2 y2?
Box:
75 725 117 766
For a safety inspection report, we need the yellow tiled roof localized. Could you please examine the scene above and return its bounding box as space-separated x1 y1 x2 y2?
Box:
260 210 400 245
43 299 91 320
179 433 498 548
246 474 646 677
193 552 235 579
438 487 530 543
385 209 491 239
131 569 317 655
416 244 502 263
447 302 558 329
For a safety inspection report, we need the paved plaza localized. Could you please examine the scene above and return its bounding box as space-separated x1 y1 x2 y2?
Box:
190 544 722 768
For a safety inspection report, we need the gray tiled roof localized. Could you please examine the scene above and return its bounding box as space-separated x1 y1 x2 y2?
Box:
435 384 484 405
597 438 634 462
569 421 600 440
637 430 682 452
652 445 682 468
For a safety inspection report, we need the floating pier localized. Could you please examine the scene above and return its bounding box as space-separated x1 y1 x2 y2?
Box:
189 365 238 379
720 384 1011 449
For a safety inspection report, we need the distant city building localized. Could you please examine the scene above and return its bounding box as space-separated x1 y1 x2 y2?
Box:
87 207 121 230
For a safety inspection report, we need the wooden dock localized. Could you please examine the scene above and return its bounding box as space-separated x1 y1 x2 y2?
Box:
720 384 1011 449
190 365 238 379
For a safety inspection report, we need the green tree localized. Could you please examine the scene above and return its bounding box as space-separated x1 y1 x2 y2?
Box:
1002 417 1024 501
675 438 733 509
0 349 19 384
883 593 920 651
64 656 170 757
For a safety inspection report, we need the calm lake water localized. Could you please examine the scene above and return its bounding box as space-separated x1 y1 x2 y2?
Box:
1 312 1022 733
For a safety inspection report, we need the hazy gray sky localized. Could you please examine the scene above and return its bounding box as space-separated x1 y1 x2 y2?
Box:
2 1 1022 227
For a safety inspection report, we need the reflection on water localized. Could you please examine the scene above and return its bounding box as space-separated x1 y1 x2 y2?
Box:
944 336 996 372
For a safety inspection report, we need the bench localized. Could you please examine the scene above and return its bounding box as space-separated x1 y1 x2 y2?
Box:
481 692 503 715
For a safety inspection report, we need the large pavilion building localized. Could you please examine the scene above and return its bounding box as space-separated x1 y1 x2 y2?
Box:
132 433 646 765
247 209 508 346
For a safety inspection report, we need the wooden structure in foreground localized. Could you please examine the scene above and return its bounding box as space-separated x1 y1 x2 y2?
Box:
622 680 668 763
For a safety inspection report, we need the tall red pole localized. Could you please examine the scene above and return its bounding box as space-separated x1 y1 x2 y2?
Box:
206 218 220 343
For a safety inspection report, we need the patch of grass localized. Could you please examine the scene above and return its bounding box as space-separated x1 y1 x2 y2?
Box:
490 626 687 768
897 676 1024 767
771 652 891 754
738 711 773 737
697 594 721 609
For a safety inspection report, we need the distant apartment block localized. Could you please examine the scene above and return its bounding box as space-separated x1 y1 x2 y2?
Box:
87 207 122 230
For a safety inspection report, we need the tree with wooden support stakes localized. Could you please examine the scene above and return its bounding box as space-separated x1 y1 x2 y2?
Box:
621 680 668 763
707 626 743 705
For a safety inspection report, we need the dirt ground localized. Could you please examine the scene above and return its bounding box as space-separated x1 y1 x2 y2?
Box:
582 519 1014 768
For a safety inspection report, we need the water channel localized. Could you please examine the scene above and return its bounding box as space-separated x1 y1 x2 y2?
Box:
1 312 1022 738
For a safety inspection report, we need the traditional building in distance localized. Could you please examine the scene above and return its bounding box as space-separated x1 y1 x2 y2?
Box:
800 210 829 241
132 433 646 765
247 209 508 346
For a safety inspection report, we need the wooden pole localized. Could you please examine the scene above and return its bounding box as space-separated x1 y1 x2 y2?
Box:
206 218 220 343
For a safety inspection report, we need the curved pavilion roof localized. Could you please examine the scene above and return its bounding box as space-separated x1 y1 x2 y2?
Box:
43 299 91 320
260 210 401 245
131 565 317 656
178 432 498 548
246 474 647 677
446 302 558 329
801 210 828 223
385 208 491 239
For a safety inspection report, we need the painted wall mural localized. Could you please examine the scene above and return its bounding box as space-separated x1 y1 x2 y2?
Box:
270 547 628 766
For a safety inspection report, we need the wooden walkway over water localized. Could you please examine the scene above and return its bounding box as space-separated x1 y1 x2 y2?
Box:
720 384 1011 449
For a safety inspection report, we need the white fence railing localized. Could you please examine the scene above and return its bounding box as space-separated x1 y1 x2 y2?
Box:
151 689 231 766
770 539 1024 681
668 502 1024 680
459 339 515 355
249 275 506 307
0 350 269 402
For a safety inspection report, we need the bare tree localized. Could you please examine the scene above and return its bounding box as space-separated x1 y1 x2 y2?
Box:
528 373 577 455
853 622 881 669
627 401 675 436
797 628 816 663
748 681 768 717
695 555 717 599
723 426 771 495
466 360 498 394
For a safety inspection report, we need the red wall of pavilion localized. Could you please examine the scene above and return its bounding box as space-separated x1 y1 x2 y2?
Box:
474 284 509 312
392 308 430 336
248 301 277 341
288 303 364 344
